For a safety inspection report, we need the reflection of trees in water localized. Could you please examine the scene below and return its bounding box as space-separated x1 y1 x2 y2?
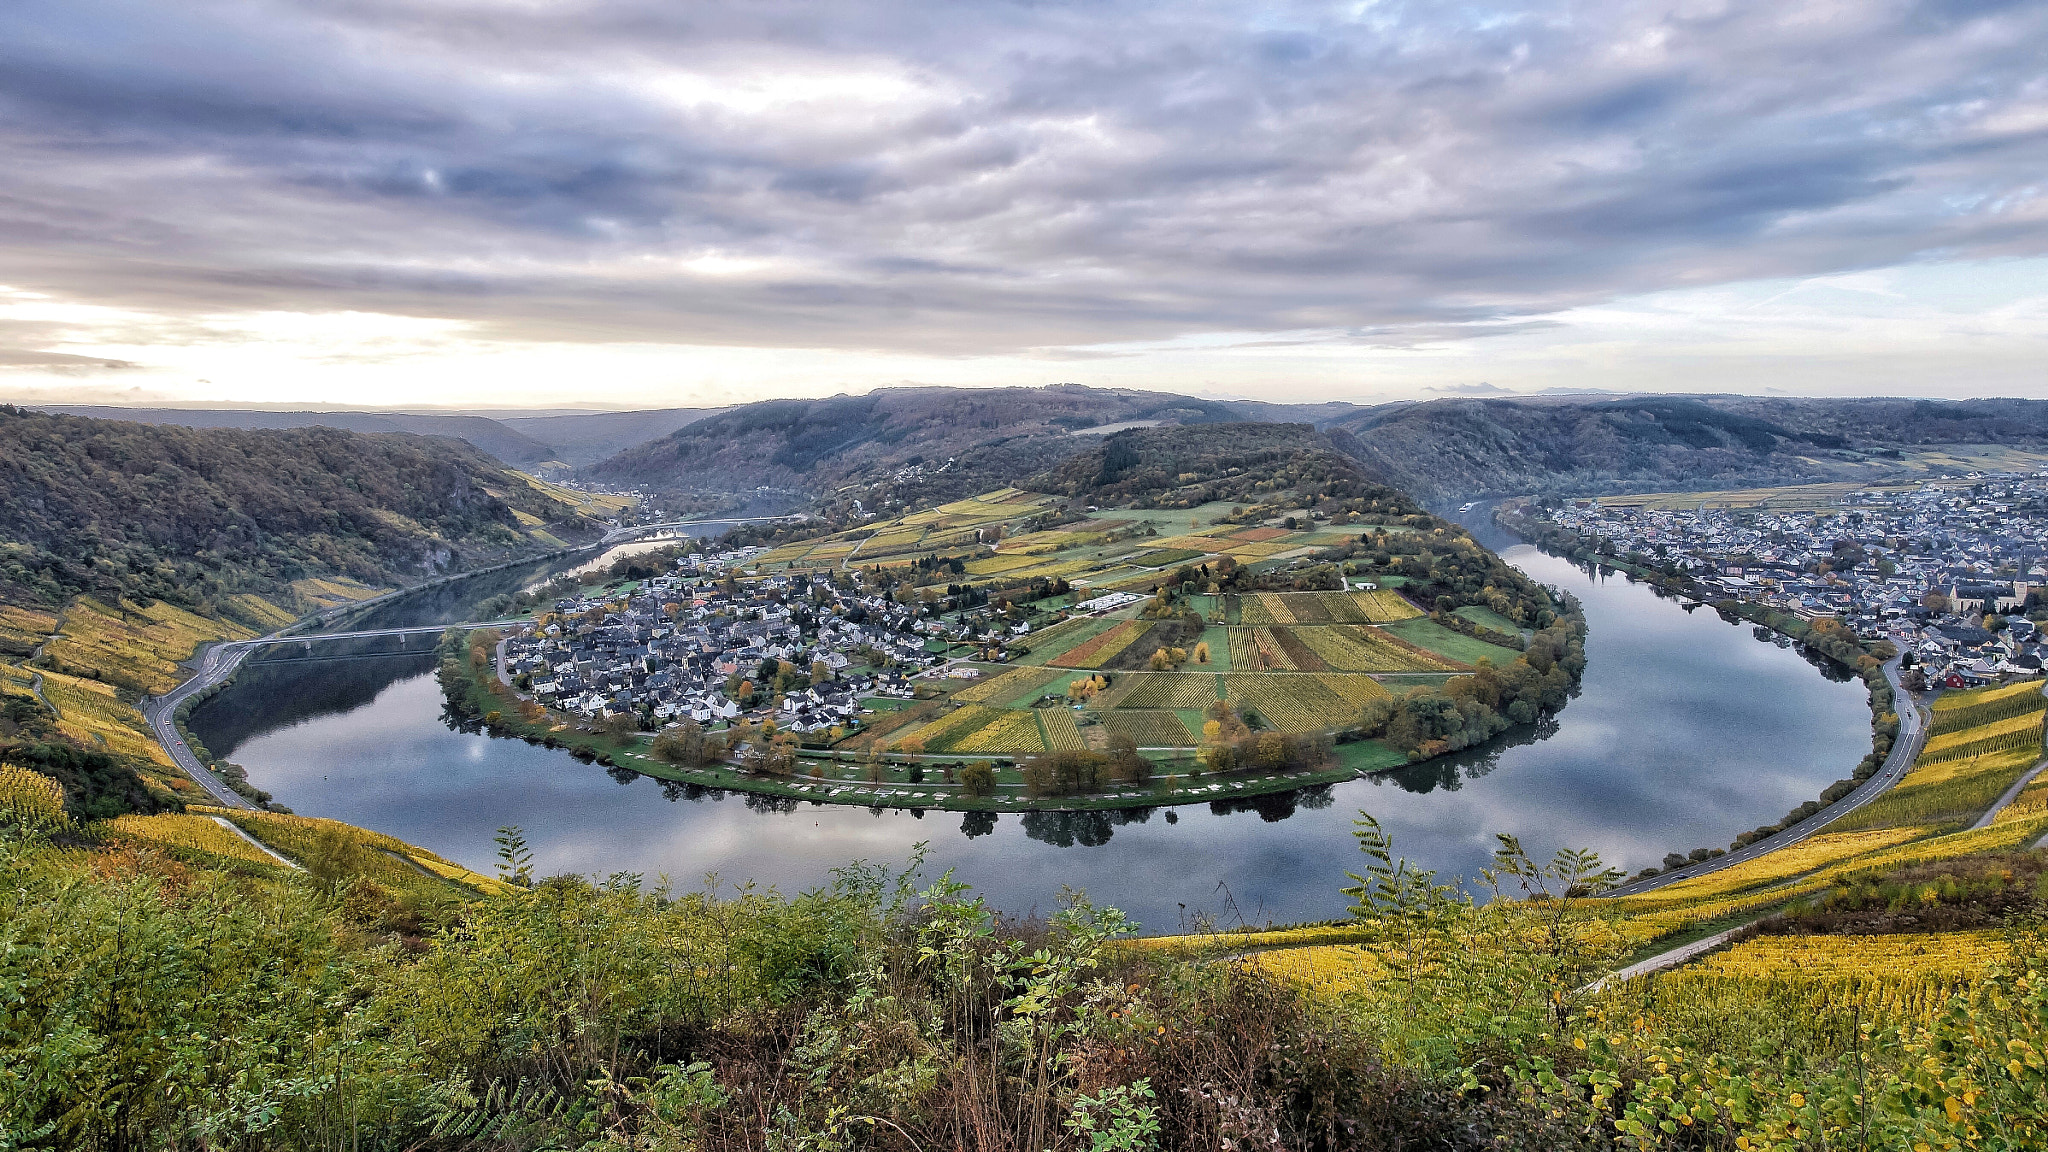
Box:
1022 809 1115 847
1374 714 1561 795
961 811 998 838
1022 806 1158 847
341 555 569 631
189 649 435 758
661 781 723 803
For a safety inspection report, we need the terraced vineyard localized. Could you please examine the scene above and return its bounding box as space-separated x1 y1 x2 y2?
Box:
1930 678 2046 732
1917 706 2044 762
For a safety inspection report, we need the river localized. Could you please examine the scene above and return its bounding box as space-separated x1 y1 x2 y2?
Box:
188 532 1870 932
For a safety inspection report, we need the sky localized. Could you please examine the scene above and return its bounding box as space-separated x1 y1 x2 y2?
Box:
2 0 2045 411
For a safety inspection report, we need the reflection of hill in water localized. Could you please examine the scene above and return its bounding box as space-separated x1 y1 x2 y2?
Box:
188 644 435 759
341 555 568 631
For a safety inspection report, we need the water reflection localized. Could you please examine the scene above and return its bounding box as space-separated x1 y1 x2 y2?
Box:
189 544 1872 930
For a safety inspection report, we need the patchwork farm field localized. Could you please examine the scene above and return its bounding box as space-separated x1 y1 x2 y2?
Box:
605 484 1570 813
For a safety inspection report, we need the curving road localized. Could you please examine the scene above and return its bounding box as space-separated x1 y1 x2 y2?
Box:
1603 653 1928 899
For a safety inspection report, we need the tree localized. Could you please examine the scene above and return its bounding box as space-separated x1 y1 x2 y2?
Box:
811 659 832 684
494 825 534 887
1193 641 1210 663
652 721 716 766
960 761 996 797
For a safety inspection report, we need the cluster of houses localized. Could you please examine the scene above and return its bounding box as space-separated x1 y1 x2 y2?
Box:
1533 473 2048 687
498 555 956 734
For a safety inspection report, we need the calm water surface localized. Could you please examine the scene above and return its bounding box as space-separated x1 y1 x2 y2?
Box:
191 542 1869 931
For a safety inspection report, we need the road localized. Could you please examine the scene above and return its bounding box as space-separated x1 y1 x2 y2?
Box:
1587 662 2048 988
1603 654 1928 899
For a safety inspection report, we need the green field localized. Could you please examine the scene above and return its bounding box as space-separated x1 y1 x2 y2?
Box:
1453 604 1521 635
1381 617 1520 666
1334 739 1408 773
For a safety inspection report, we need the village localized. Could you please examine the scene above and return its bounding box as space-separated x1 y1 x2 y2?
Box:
1525 473 2048 688
496 545 1071 739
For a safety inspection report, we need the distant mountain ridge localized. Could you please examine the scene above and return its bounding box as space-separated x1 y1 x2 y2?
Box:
582 384 1297 505
582 385 2048 510
1326 396 2048 505
0 406 606 622
33 404 730 471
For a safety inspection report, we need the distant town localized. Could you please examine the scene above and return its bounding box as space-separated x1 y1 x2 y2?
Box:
1519 472 2048 688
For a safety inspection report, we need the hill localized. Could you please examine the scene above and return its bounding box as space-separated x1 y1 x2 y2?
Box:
0 406 613 621
33 404 744 472
34 404 560 468
494 407 729 466
1028 422 1399 510
582 384 1261 504
1326 396 2048 506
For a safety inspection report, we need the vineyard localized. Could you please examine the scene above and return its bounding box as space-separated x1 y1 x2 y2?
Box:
0 763 66 827
200 806 513 899
1015 616 1115 665
1292 624 1461 673
1930 676 2043 729
952 665 1063 705
1604 937 2002 1056
36 669 175 768
1828 745 2039 832
1221 673 1381 732
1049 620 1151 669
1038 708 1088 752
106 813 288 870
906 705 1005 751
1107 672 1223 709
1917 705 2044 762
1244 944 1384 996
946 709 1048 754
42 596 250 696
1096 709 1199 747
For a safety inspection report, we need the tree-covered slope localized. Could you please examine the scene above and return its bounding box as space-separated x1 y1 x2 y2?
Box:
583 384 1253 502
1028 422 1412 511
1326 395 2048 506
0 406 602 616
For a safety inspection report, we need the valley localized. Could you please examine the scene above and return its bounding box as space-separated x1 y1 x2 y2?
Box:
5 395 2047 1151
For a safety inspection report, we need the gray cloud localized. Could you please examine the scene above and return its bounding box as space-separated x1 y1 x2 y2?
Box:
0 0 2044 356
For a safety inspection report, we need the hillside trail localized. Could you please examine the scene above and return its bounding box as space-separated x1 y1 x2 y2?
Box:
23 606 69 717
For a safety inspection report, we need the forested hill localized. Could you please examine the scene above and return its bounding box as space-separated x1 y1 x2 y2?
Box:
582 384 1259 503
1325 396 2048 506
0 406 604 618
1029 423 1420 513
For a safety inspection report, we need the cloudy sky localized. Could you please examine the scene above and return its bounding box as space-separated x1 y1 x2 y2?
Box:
2 0 2045 410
